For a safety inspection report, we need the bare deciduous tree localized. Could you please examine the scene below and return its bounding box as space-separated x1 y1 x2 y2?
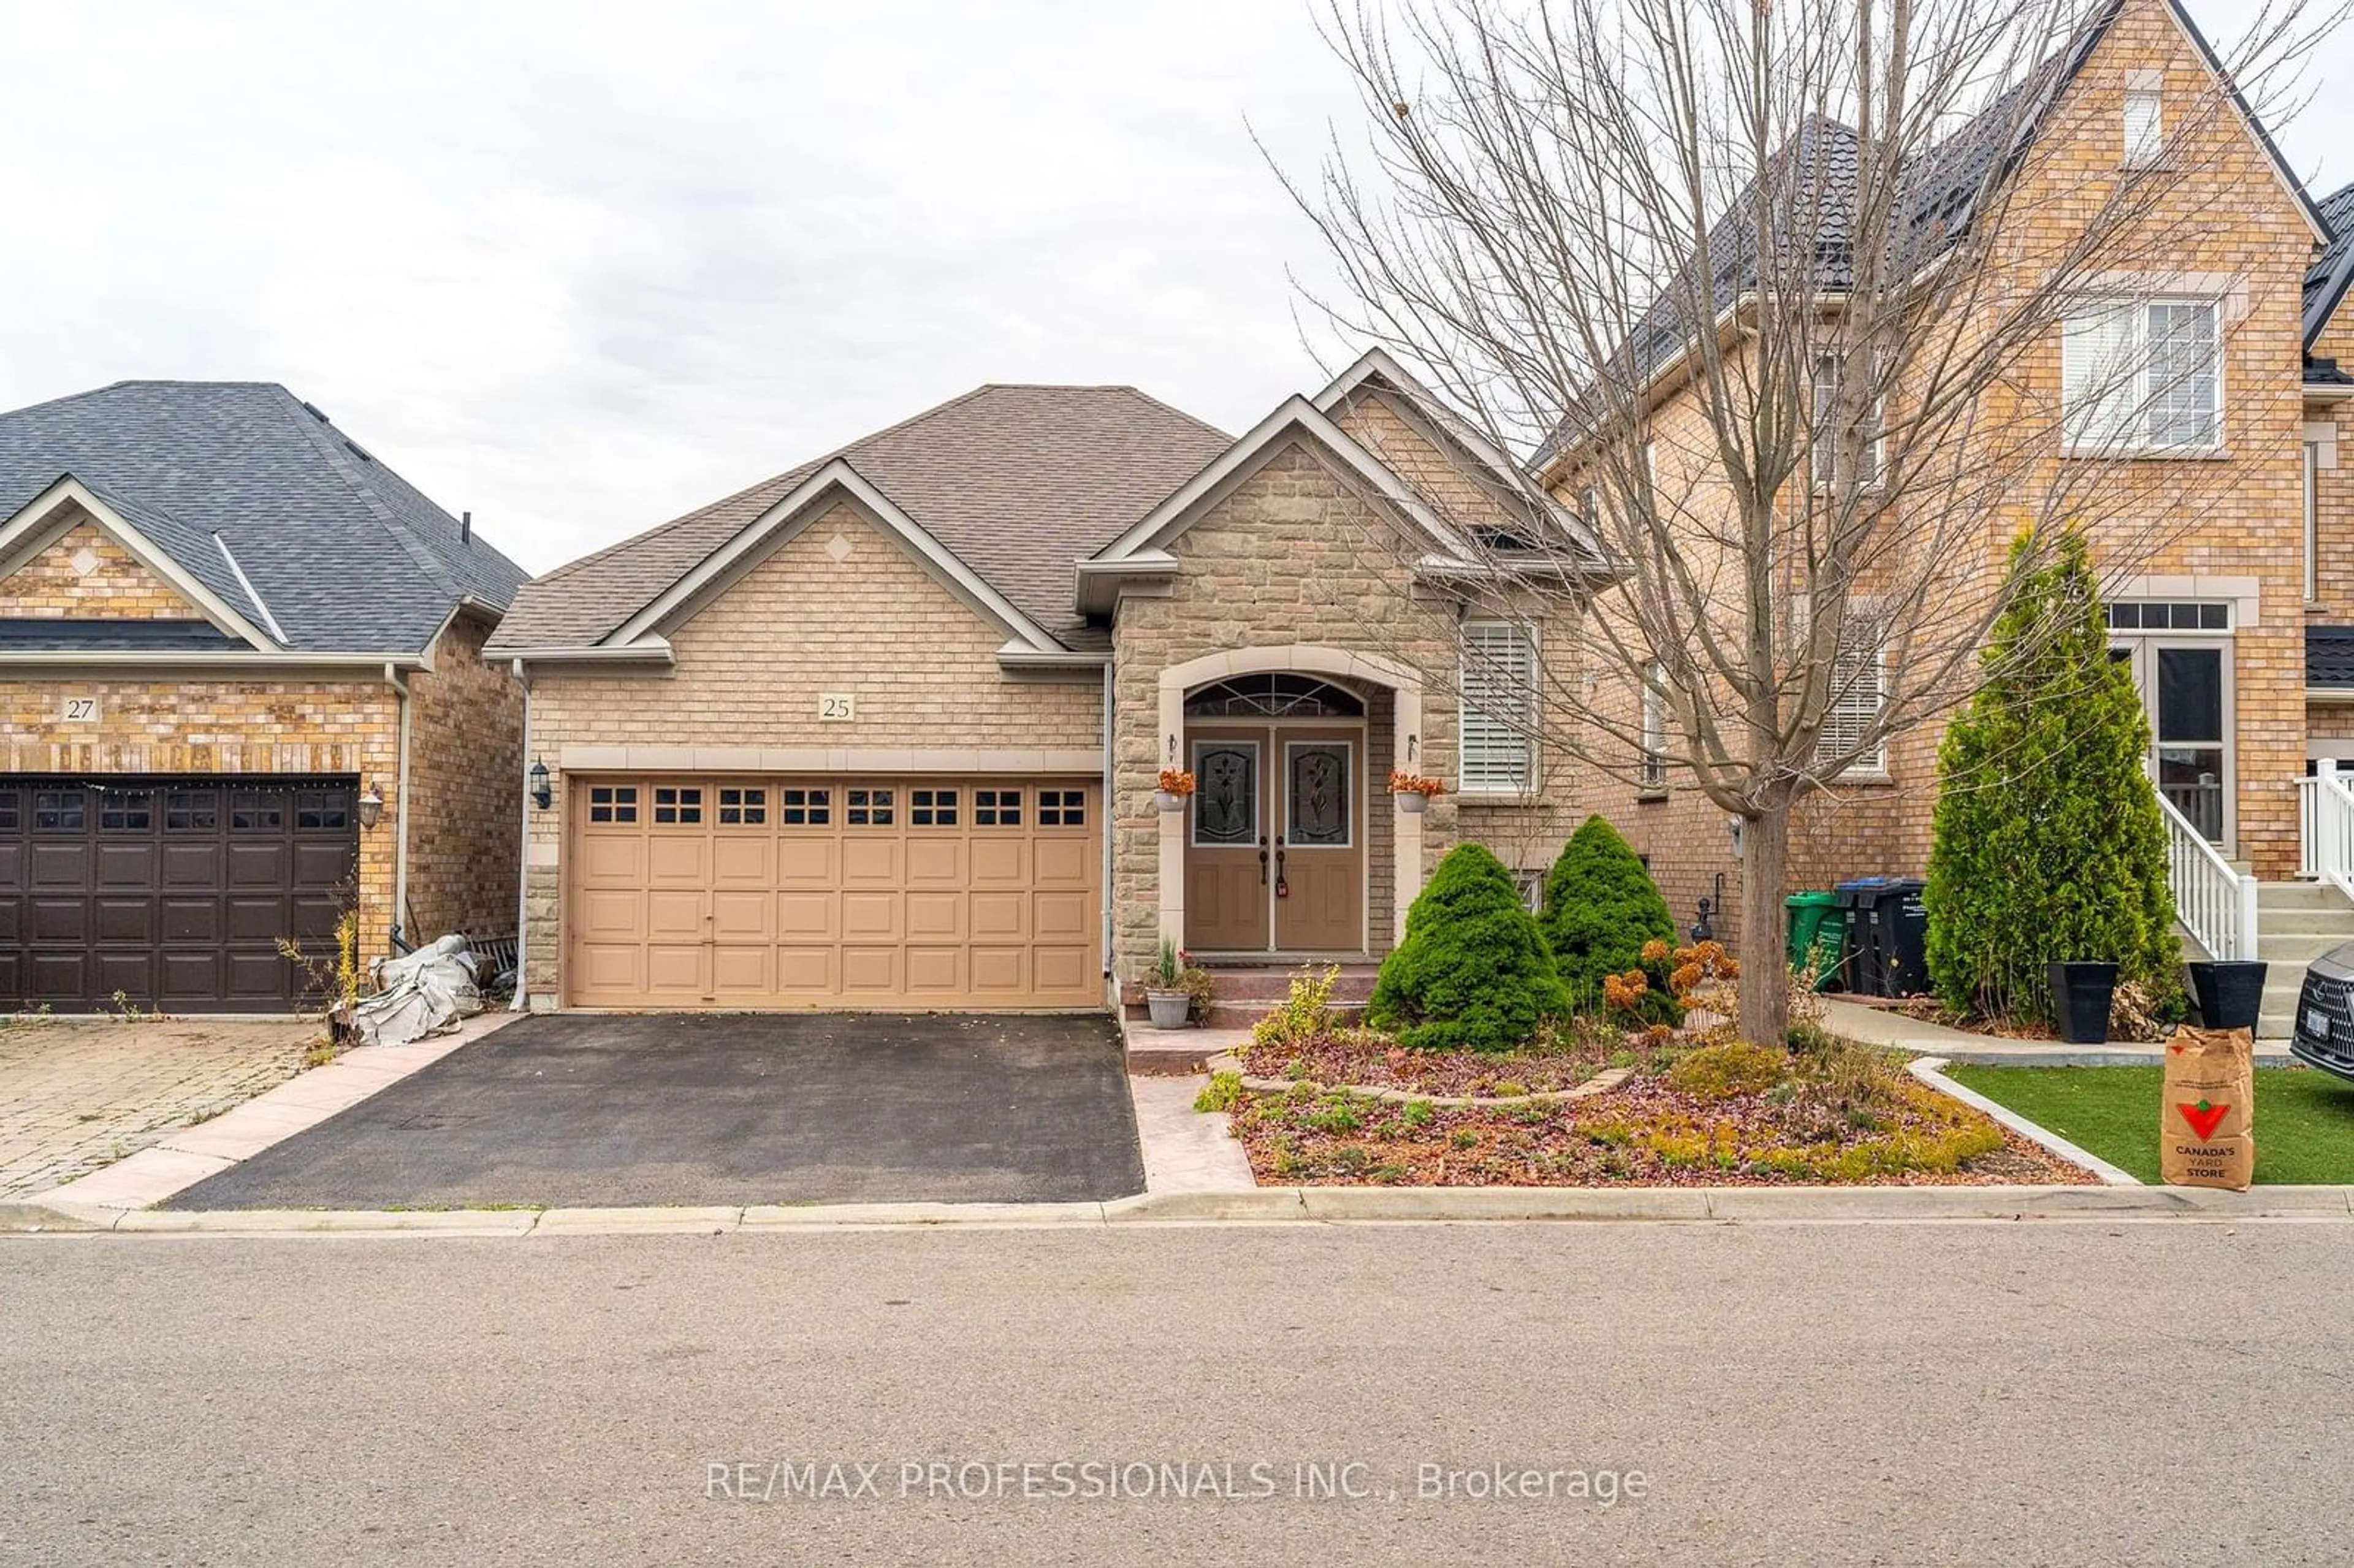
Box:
1277 0 2334 1041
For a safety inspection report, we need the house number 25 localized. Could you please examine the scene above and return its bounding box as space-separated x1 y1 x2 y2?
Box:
818 693 855 721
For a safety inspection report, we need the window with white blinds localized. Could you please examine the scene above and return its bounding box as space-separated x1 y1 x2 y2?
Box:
1815 634 1887 775
1461 622 1536 793
1639 663 1667 790
2062 299 2220 452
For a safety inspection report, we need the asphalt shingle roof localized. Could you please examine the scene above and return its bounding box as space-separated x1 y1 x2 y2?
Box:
2309 625 2354 688
0 381 528 653
1545 0 2331 462
489 384 1230 652
2306 183 2354 347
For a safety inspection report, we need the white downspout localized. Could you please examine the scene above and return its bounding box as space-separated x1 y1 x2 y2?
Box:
511 658 533 1011
384 661 413 948
1101 660 1114 1002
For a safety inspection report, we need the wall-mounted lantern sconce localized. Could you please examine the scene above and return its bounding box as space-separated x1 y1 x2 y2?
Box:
529 759 552 811
357 785 384 830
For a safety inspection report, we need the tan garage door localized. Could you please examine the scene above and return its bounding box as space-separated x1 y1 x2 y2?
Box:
564 777 1101 1010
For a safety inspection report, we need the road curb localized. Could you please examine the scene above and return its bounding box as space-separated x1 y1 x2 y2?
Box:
13 1183 2344 1236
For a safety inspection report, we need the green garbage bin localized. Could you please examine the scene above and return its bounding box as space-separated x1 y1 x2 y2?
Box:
1785 892 1846 992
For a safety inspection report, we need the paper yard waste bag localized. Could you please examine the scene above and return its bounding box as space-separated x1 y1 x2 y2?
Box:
2161 1026 2255 1190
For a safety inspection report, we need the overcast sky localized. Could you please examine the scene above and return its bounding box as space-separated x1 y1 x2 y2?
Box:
0 0 2347 574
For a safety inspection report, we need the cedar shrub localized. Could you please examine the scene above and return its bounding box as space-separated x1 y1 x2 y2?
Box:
1368 842 1569 1052
1540 815 1680 1019
1923 528 2183 1024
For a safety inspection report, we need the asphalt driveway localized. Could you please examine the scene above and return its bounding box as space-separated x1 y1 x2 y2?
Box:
165 1012 1143 1209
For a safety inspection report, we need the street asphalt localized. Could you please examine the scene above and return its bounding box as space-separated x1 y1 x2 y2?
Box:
163 1011 1145 1210
1 1219 2346 1564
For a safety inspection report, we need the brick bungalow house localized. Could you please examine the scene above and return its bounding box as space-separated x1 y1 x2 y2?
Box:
490 370 1604 1011
1550 0 2350 1023
0 381 530 1011
493 0 2348 1021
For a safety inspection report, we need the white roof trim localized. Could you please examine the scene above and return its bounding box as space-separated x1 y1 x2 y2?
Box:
0 476 277 650
507 637 676 666
603 459 1064 653
1087 396 1462 568
212 532 288 644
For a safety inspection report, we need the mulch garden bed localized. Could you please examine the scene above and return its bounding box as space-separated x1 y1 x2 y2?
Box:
1207 1038 2097 1187
1235 1031 1617 1097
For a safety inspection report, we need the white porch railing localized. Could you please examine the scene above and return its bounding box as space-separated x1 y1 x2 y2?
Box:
2303 759 2354 909
2157 786 2257 962
2301 774 2320 879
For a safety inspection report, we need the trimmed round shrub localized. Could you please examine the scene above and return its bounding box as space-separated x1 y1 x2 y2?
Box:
1539 815 1678 1016
1368 843 1569 1052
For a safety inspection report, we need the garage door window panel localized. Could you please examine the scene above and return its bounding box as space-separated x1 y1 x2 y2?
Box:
588 786 638 824
718 786 767 826
975 788 1021 826
847 788 895 826
653 786 703 825
781 788 830 826
36 791 86 832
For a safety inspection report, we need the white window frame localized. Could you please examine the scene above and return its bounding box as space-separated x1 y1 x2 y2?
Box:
2062 297 2223 456
2306 439 2322 604
1638 661 1668 793
1813 629 1887 777
1460 620 1537 796
1811 354 1884 489
2123 88 2163 167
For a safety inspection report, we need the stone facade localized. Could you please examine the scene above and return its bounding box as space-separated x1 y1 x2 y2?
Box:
517 498 1105 999
1564 0 2323 943
1 516 194 619
1105 436 1588 984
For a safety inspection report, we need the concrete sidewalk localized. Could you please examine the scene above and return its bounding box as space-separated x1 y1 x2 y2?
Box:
1823 998 2296 1064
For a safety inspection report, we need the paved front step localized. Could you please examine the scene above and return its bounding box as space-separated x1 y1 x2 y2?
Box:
2253 932 2354 965
2258 908 2354 937
2256 881 2354 912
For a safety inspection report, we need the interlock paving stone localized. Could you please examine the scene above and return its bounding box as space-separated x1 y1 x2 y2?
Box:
0 1018 318 1198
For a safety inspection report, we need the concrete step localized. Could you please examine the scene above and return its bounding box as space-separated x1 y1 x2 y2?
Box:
2258 908 2354 937
2255 881 2354 912
2255 933 2354 965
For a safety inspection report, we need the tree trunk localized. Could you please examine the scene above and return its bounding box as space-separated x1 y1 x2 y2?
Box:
1737 807 1791 1045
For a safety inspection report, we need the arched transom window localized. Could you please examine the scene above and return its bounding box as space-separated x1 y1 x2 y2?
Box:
1183 673 1366 719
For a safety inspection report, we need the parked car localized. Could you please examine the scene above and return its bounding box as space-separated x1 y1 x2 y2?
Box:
2289 944 2354 1085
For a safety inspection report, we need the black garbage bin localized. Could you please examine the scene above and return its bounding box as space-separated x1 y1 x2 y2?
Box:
1833 878 1894 995
1873 879 1930 997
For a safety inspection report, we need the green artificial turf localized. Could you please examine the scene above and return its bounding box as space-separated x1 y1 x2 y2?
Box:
1945 1064 2354 1185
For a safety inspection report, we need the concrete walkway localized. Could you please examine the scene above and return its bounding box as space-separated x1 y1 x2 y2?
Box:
1822 998 2296 1064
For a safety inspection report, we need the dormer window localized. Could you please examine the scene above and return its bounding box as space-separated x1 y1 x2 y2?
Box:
2124 88 2163 167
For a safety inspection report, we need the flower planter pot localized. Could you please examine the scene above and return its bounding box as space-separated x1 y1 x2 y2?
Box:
1153 790 1187 813
2185 959 2268 1032
1144 989 1192 1029
2047 961 2119 1045
1394 792 1430 814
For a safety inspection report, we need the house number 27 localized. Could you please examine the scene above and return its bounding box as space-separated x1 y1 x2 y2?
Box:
818 693 856 721
59 696 99 723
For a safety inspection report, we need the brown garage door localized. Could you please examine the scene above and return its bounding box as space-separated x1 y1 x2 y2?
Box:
0 776 358 1013
565 777 1102 1010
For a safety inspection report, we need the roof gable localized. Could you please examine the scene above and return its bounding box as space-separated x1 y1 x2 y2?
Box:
0 381 529 653
491 384 1230 653
0 477 275 648
604 460 1061 653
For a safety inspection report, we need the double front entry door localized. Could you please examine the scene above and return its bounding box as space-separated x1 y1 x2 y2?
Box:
1183 725 1365 953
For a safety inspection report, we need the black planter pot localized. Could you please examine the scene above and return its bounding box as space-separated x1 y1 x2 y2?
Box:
2047 961 2119 1045
2185 961 2268 1032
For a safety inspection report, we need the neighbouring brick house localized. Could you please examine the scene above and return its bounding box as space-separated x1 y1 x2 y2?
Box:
1548 0 2344 986
0 381 530 1011
490 370 1607 1011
